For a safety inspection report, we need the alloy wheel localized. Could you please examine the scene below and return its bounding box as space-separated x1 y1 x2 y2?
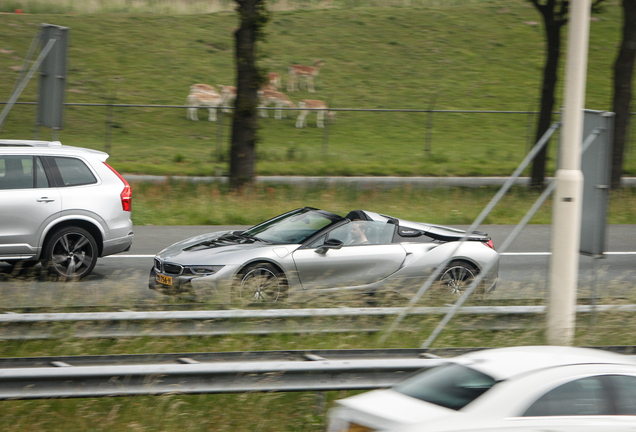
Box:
238 266 284 303
439 263 477 297
48 228 97 279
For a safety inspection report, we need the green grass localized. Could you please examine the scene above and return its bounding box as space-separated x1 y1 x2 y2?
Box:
0 1 634 178
130 181 636 226
0 0 479 14
2 310 636 431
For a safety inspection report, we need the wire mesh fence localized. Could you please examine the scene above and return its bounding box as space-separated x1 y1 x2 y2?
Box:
1 101 634 178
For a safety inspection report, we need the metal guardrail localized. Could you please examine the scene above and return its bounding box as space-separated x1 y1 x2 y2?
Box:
1 305 635 340
0 348 448 400
1 346 635 400
0 348 461 368
0 358 443 399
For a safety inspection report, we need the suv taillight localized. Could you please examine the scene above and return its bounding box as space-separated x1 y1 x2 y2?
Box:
482 239 495 250
104 163 132 212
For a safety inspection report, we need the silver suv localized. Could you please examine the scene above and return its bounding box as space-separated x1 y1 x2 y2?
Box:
0 140 133 279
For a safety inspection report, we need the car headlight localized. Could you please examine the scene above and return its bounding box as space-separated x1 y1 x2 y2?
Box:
186 265 225 275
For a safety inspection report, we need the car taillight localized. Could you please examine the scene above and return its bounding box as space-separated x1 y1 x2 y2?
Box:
104 162 132 212
482 239 495 250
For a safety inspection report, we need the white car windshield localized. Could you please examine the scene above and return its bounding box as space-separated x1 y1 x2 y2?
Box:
244 208 342 244
394 363 497 410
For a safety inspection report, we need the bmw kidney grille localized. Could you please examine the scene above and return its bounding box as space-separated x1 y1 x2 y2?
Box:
155 258 184 275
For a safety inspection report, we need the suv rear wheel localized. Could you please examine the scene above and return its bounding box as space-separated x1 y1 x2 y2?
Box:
45 227 98 279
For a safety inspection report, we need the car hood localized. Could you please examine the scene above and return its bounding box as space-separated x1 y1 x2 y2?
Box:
332 389 456 430
156 231 297 265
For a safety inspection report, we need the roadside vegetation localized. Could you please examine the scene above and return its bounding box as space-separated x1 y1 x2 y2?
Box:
132 180 636 226
1 1 635 430
2 307 636 431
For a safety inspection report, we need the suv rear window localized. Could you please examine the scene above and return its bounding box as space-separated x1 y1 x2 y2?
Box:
394 363 496 411
45 156 97 187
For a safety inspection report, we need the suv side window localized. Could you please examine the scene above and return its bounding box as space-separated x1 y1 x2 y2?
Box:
0 156 49 189
34 157 49 188
44 156 97 187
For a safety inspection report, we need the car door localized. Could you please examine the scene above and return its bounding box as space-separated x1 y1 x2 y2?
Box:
0 155 61 258
292 220 406 290
42 155 102 218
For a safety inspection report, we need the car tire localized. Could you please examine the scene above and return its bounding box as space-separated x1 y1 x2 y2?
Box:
44 227 98 279
233 263 288 304
438 261 479 297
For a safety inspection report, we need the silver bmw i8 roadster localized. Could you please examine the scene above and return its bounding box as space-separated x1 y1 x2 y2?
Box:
149 207 499 303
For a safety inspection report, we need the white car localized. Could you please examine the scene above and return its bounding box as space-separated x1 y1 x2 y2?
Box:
0 140 133 278
327 346 636 432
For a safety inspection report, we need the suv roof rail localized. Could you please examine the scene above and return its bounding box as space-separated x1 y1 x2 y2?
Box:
0 139 62 147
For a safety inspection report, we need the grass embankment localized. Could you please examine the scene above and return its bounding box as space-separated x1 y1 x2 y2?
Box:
1 1 635 430
132 180 636 225
1 1 634 177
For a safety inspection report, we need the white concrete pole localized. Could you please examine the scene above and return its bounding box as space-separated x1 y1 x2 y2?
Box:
547 0 590 345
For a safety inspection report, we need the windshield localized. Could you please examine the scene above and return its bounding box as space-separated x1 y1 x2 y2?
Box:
244 208 342 244
394 363 496 411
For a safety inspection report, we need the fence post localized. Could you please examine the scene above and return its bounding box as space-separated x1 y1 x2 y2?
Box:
322 109 329 157
627 112 634 156
526 99 537 153
425 93 437 155
216 108 224 162
105 92 114 154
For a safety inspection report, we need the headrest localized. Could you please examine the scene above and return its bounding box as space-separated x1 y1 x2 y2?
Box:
345 210 372 221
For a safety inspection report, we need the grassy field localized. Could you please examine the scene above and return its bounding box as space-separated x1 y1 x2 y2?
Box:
1 2 636 430
1 0 634 178
0 0 481 14
131 180 636 225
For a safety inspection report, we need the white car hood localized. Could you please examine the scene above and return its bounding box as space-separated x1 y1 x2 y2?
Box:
331 389 456 430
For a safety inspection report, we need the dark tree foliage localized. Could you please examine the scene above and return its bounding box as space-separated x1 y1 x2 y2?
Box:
528 0 604 189
611 0 636 189
229 0 269 189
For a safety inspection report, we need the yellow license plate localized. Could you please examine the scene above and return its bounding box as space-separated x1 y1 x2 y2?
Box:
156 273 173 286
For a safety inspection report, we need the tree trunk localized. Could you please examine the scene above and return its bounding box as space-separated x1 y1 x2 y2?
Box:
229 0 263 189
611 0 636 189
531 11 564 188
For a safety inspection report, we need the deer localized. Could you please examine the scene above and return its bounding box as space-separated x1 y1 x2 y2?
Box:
258 89 295 120
287 60 324 93
267 72 281 91
190 83 218 95
186 84 222 121
295 99 335 128
218 85 237 113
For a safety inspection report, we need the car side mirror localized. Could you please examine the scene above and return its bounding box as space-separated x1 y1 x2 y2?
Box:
315 238 344 254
